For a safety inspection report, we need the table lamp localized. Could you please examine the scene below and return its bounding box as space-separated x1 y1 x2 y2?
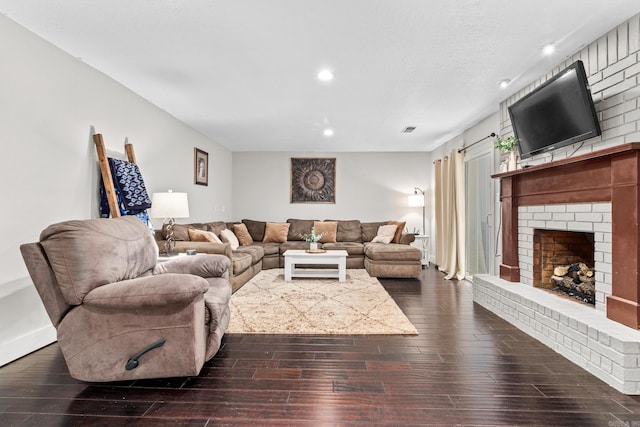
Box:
151 190 190 255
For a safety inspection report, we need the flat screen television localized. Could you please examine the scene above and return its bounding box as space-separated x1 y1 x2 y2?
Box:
508 60 601 160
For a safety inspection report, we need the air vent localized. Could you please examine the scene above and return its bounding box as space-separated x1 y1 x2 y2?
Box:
402 126 416 133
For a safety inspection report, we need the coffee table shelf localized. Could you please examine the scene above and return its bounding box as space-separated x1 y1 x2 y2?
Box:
283 249 348 282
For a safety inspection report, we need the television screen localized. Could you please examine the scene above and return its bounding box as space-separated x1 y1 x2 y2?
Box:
508 60 601 159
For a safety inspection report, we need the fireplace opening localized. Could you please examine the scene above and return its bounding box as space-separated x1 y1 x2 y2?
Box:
533 229 595 305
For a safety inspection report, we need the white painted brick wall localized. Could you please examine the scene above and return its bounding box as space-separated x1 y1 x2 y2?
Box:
499 14 640 167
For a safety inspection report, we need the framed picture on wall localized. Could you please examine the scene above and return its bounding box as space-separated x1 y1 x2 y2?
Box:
194 148 208 186
290 157 336 203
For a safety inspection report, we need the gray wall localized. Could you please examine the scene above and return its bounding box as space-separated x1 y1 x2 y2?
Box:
0 15 233 365
232 152 430 234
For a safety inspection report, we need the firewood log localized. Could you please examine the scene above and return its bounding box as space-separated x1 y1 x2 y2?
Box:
554 266 569 276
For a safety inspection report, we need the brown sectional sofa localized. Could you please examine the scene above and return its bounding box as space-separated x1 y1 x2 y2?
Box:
156 218 422 292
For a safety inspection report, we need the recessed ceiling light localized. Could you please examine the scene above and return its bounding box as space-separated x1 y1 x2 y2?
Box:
317 69 334 81
497 79 511 89
323 128 334 137
542 44 556 55
402 126 416 133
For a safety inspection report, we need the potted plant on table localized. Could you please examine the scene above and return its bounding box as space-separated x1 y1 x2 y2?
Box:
494 135 518 171
301 227 325 252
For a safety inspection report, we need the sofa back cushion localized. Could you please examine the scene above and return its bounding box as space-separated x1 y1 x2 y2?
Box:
205 221 227 237
361 221 387 242
286 218 316 241
39 216 157 305
326 219 362 242
168 222 208 241
242 219 266 241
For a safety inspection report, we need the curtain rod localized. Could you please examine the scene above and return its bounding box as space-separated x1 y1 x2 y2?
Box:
458 132 496 153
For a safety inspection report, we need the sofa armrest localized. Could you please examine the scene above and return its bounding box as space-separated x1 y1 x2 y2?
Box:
82 274 208 309
153 254 231 279
399 233 416 244
163 241 233 258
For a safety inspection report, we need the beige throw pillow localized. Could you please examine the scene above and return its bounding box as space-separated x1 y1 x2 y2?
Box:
188 228 223 244
313 221 338 243
387 220 406 243
233 223 254 246
371 224 398 244
263 222 290 243
220 228 240 250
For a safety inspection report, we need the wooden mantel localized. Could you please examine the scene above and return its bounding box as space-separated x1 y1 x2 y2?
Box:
493 143 640 329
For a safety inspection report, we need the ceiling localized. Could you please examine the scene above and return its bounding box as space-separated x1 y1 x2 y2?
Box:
2 1 640 152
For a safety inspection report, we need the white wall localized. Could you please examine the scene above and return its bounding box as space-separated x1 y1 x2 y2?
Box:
232 152 430 234
0 16 232 366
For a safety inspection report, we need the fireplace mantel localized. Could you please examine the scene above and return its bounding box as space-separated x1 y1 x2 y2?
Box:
493 143 640 329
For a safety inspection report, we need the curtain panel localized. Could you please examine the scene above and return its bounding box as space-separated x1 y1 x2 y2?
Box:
435 149 466 280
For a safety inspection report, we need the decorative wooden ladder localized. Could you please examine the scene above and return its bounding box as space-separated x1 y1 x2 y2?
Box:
93 133 137 218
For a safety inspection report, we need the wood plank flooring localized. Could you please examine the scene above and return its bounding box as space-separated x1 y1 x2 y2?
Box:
1 267 640 426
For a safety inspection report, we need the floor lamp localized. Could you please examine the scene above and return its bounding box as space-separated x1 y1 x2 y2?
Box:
151 190 190 255
408 187 425 235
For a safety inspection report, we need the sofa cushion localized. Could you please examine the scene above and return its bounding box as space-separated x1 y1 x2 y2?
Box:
205 221 227 237
314 221 338 243
233 223 254 246
387 220 406 243
371 224 397 243
361 221 387 242
234 245 265 264
242 219 266 241
231 252 252 275
263 222 290 243
364 242 422 261
169 223 207 241
251 242 280 256
220 229 240 250
287 218 316 241
188 228 223 244
326 219 361 242
321 241 364 256
280 241 314 254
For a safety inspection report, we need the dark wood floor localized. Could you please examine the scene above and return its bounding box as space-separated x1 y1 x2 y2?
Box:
2 268 640 426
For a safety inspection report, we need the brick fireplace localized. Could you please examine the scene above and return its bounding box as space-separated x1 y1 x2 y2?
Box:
473 144 640 394
498 144 640 329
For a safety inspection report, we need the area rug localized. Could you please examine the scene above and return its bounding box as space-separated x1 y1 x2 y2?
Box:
226 269 418 335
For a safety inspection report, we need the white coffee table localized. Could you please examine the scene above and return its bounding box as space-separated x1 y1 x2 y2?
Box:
283 249 348 282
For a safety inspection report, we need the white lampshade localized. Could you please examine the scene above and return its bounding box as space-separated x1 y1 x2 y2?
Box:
408 193 424 207
151 191 190 219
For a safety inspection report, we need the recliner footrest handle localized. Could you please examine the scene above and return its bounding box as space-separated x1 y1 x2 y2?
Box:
125 338 166 371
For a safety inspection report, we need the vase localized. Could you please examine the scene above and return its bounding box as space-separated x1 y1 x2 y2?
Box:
310 242 318 251
507 150 517 171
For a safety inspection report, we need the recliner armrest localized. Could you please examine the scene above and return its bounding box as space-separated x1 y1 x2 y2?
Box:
153 254 231 279
82 274 208 309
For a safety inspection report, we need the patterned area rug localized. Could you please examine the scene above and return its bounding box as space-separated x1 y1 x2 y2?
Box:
227 269 418 335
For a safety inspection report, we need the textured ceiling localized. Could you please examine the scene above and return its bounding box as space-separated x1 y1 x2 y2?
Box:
1 1 639 152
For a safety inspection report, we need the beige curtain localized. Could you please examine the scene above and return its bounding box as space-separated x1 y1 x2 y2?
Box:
435 149 466 280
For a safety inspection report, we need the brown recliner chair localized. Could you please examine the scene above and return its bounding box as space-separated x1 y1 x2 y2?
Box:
20 216 232 382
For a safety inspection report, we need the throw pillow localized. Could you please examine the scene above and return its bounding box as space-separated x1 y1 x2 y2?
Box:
387 220 406 243
233 223 254 246
313 221 338 243
220 228 240 250
263 222 290 243
371 224 398 244
188 228 223 244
